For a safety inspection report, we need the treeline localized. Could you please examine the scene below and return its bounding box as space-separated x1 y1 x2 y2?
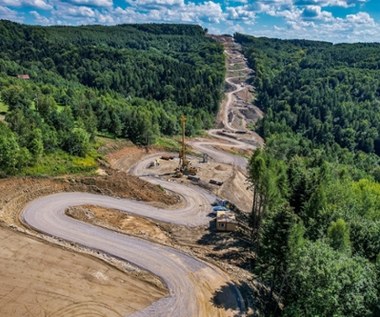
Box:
0 21 225 175
236 34 379 316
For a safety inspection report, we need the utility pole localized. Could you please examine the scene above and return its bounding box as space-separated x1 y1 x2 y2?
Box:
179 115 187 170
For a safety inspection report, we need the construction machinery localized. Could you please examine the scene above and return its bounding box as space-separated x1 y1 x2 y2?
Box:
174 115 197 177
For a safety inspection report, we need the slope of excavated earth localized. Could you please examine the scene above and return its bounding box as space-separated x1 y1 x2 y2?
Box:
0 171 177 227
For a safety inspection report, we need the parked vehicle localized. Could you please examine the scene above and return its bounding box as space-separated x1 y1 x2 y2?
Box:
212 206 229 212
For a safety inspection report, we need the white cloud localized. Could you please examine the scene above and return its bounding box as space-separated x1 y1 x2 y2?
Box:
126 0 184 6
281 9 379 42
226 5 256 22
65 0 113 7
0 5 23 21
294 0 368 8
0 0 52 10
28 0 52 10
30 9 52 23
115 1 224 24
60 5 96 17
301 5 333 21
346 11 374 25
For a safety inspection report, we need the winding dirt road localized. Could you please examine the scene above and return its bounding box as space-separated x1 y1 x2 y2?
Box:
22 171 244 316
22 193 244 317
21 37 256 317
190 39 259 172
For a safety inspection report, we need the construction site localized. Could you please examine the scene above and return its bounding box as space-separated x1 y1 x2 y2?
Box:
0 36 264 317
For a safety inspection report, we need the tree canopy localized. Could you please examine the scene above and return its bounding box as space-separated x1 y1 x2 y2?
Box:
237 33 380 316
0 20 225 174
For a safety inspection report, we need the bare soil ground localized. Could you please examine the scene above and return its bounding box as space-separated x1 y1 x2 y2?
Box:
0 172 175 317
67 205 173 245
0 226 165 317
67 204 257 315
106 143 154 172
109 148 253 211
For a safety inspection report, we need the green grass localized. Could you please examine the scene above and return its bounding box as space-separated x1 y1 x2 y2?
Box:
0 101 9 114
97 131 117 139
21 150 99 176
154 136 180 152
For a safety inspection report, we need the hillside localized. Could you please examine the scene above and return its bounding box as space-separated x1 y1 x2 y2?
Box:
236 34 380 316
235 34 380 167
0 20 225 175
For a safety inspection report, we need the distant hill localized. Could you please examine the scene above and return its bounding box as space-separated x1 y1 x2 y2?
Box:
0 21 225 175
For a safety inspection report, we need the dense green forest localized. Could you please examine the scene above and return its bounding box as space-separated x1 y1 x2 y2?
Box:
236 34 380 316
0 20 225 175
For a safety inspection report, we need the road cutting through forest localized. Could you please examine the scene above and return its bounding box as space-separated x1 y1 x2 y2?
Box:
21 37 259 317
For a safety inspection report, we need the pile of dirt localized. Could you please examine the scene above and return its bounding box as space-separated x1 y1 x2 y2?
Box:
71 170 179 205
67 205 172 245
215 165 227 171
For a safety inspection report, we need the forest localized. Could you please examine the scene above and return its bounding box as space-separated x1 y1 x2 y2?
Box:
235 34 380 316
0 20 225 175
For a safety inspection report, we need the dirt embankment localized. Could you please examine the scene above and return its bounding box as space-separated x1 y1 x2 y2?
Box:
0 169 177 228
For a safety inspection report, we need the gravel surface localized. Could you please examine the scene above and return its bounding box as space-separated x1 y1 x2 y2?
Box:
22 191 244 317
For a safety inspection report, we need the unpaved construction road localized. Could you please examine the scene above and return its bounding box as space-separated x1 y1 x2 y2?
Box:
191 37 262 174
20 37 258 317
22 186 243 317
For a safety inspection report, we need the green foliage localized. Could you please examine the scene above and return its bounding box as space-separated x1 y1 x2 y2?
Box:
248 148 288 235
0 20 225 176
236 33 380 171
63 127 90 157
21 150 97 176
286 241 378 317
256 206 298 297
154 136 180 152
239 33 380 315
0 20 224 114
327 218 351 254
0 100 8 113
0 123 30 175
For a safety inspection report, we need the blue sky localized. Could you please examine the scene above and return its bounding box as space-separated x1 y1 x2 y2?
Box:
0 0 379 42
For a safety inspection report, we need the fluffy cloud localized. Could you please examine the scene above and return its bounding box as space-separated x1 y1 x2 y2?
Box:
346 11 373 24
116 1 223 23
295 0 368 7
283 10 378 42
30 9 52 23
126 0 184 6
301 5 333 21
65 0 113 7
0 0 52 10
226 5 256 22
0 5 22 21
